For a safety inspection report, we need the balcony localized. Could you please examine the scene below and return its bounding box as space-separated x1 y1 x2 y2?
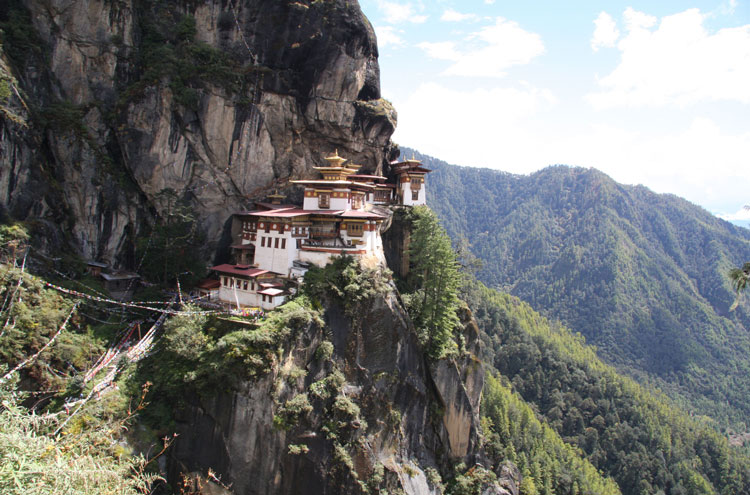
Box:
302 237 347 248
309 226 339 239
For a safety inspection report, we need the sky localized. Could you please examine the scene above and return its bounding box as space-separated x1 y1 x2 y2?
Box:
358 0 750 225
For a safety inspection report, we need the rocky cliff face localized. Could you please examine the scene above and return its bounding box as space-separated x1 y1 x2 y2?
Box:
0 0 397 266
170 281 487 495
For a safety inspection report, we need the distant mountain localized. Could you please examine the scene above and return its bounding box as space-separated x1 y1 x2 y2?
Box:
402 147 750 426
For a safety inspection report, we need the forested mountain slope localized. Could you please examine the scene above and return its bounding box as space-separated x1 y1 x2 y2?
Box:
468 279 750 495
403 147 750 426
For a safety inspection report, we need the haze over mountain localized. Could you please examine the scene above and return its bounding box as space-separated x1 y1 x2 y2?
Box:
403 147 750 427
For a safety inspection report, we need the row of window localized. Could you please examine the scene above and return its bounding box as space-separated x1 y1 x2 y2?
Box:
222 277 257 291
316 192 368 209
244 221 294 234
260 236 287 249
220 277 278 303
347 223 364 235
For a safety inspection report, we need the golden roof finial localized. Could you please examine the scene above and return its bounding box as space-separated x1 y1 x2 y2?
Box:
325 149 347 168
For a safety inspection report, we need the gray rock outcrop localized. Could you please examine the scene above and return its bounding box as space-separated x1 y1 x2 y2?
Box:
171 281 486 494
1 0 396 266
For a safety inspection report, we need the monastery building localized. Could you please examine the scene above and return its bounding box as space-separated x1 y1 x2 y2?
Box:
211 152 430 310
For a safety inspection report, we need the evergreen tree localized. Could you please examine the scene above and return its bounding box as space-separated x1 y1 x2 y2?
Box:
405 206 461 358
137 189 206 285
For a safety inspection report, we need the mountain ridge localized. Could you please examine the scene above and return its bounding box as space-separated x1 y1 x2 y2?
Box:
403 146 750 427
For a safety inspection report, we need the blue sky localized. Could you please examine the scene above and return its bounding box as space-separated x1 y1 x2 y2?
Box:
359 0 750 224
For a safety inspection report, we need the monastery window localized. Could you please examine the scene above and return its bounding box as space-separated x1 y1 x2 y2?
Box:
352 194 363 209
318 193 330 209
251 281 255 291
278 224 285 234
229 278 234 288
347 223 364 237
274 238 279 249
412 190 419 201
281 238 286 249
261 237 265 247
222 277 228 286
243 280 248 291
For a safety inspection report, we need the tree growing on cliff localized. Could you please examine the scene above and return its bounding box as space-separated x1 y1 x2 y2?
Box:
404 206 461 358
137 189 205 285
729 206 750 310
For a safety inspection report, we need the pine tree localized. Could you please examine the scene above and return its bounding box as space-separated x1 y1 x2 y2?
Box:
406 206 462 358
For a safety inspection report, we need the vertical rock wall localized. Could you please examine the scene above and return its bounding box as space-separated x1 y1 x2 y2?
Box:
0 0 397 266
170 283 486 495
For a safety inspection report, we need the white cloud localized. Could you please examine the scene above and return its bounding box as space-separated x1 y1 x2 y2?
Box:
416 41 462 61
441 9 480 23
623 7 657 31
720 207 750 222
591 12 620 51
375 25 405 48
393 82 750 216
377 1 427 24
588 8 750 108
712 0 738 16
416 18 544 78
392 82 556 170
548 117 750 214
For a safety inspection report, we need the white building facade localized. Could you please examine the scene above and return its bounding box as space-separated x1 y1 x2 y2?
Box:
212 152 430 309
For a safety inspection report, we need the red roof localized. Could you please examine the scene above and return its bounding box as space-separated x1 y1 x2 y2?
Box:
254 202 298 210
349 174 386 181
196 279 221 289
393 165 431 174
246 208 312 218
258 288 286 297
259 281 283 288
211 264 269 277
338 210 386 219
236 208 385 219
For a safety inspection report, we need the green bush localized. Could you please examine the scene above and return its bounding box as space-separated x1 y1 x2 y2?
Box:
302 256 390 315
315 340 334 361
0 378 160 495
274 393 313 430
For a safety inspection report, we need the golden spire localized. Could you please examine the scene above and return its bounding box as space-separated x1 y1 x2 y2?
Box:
325 149 347 168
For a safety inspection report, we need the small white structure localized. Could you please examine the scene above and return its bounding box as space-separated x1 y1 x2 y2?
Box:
212 264 288 310
212 151 430 310
391 157 431 206
195 279 220 300
100 271 140 301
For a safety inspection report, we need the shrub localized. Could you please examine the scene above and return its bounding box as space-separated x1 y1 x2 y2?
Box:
0 378 161 494
302 256 390 315
287 443 310 455
315 340 334 361
274 393 313 430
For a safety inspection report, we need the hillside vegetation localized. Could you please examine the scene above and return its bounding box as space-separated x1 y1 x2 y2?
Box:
467 279 750 495
406 147 750 428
